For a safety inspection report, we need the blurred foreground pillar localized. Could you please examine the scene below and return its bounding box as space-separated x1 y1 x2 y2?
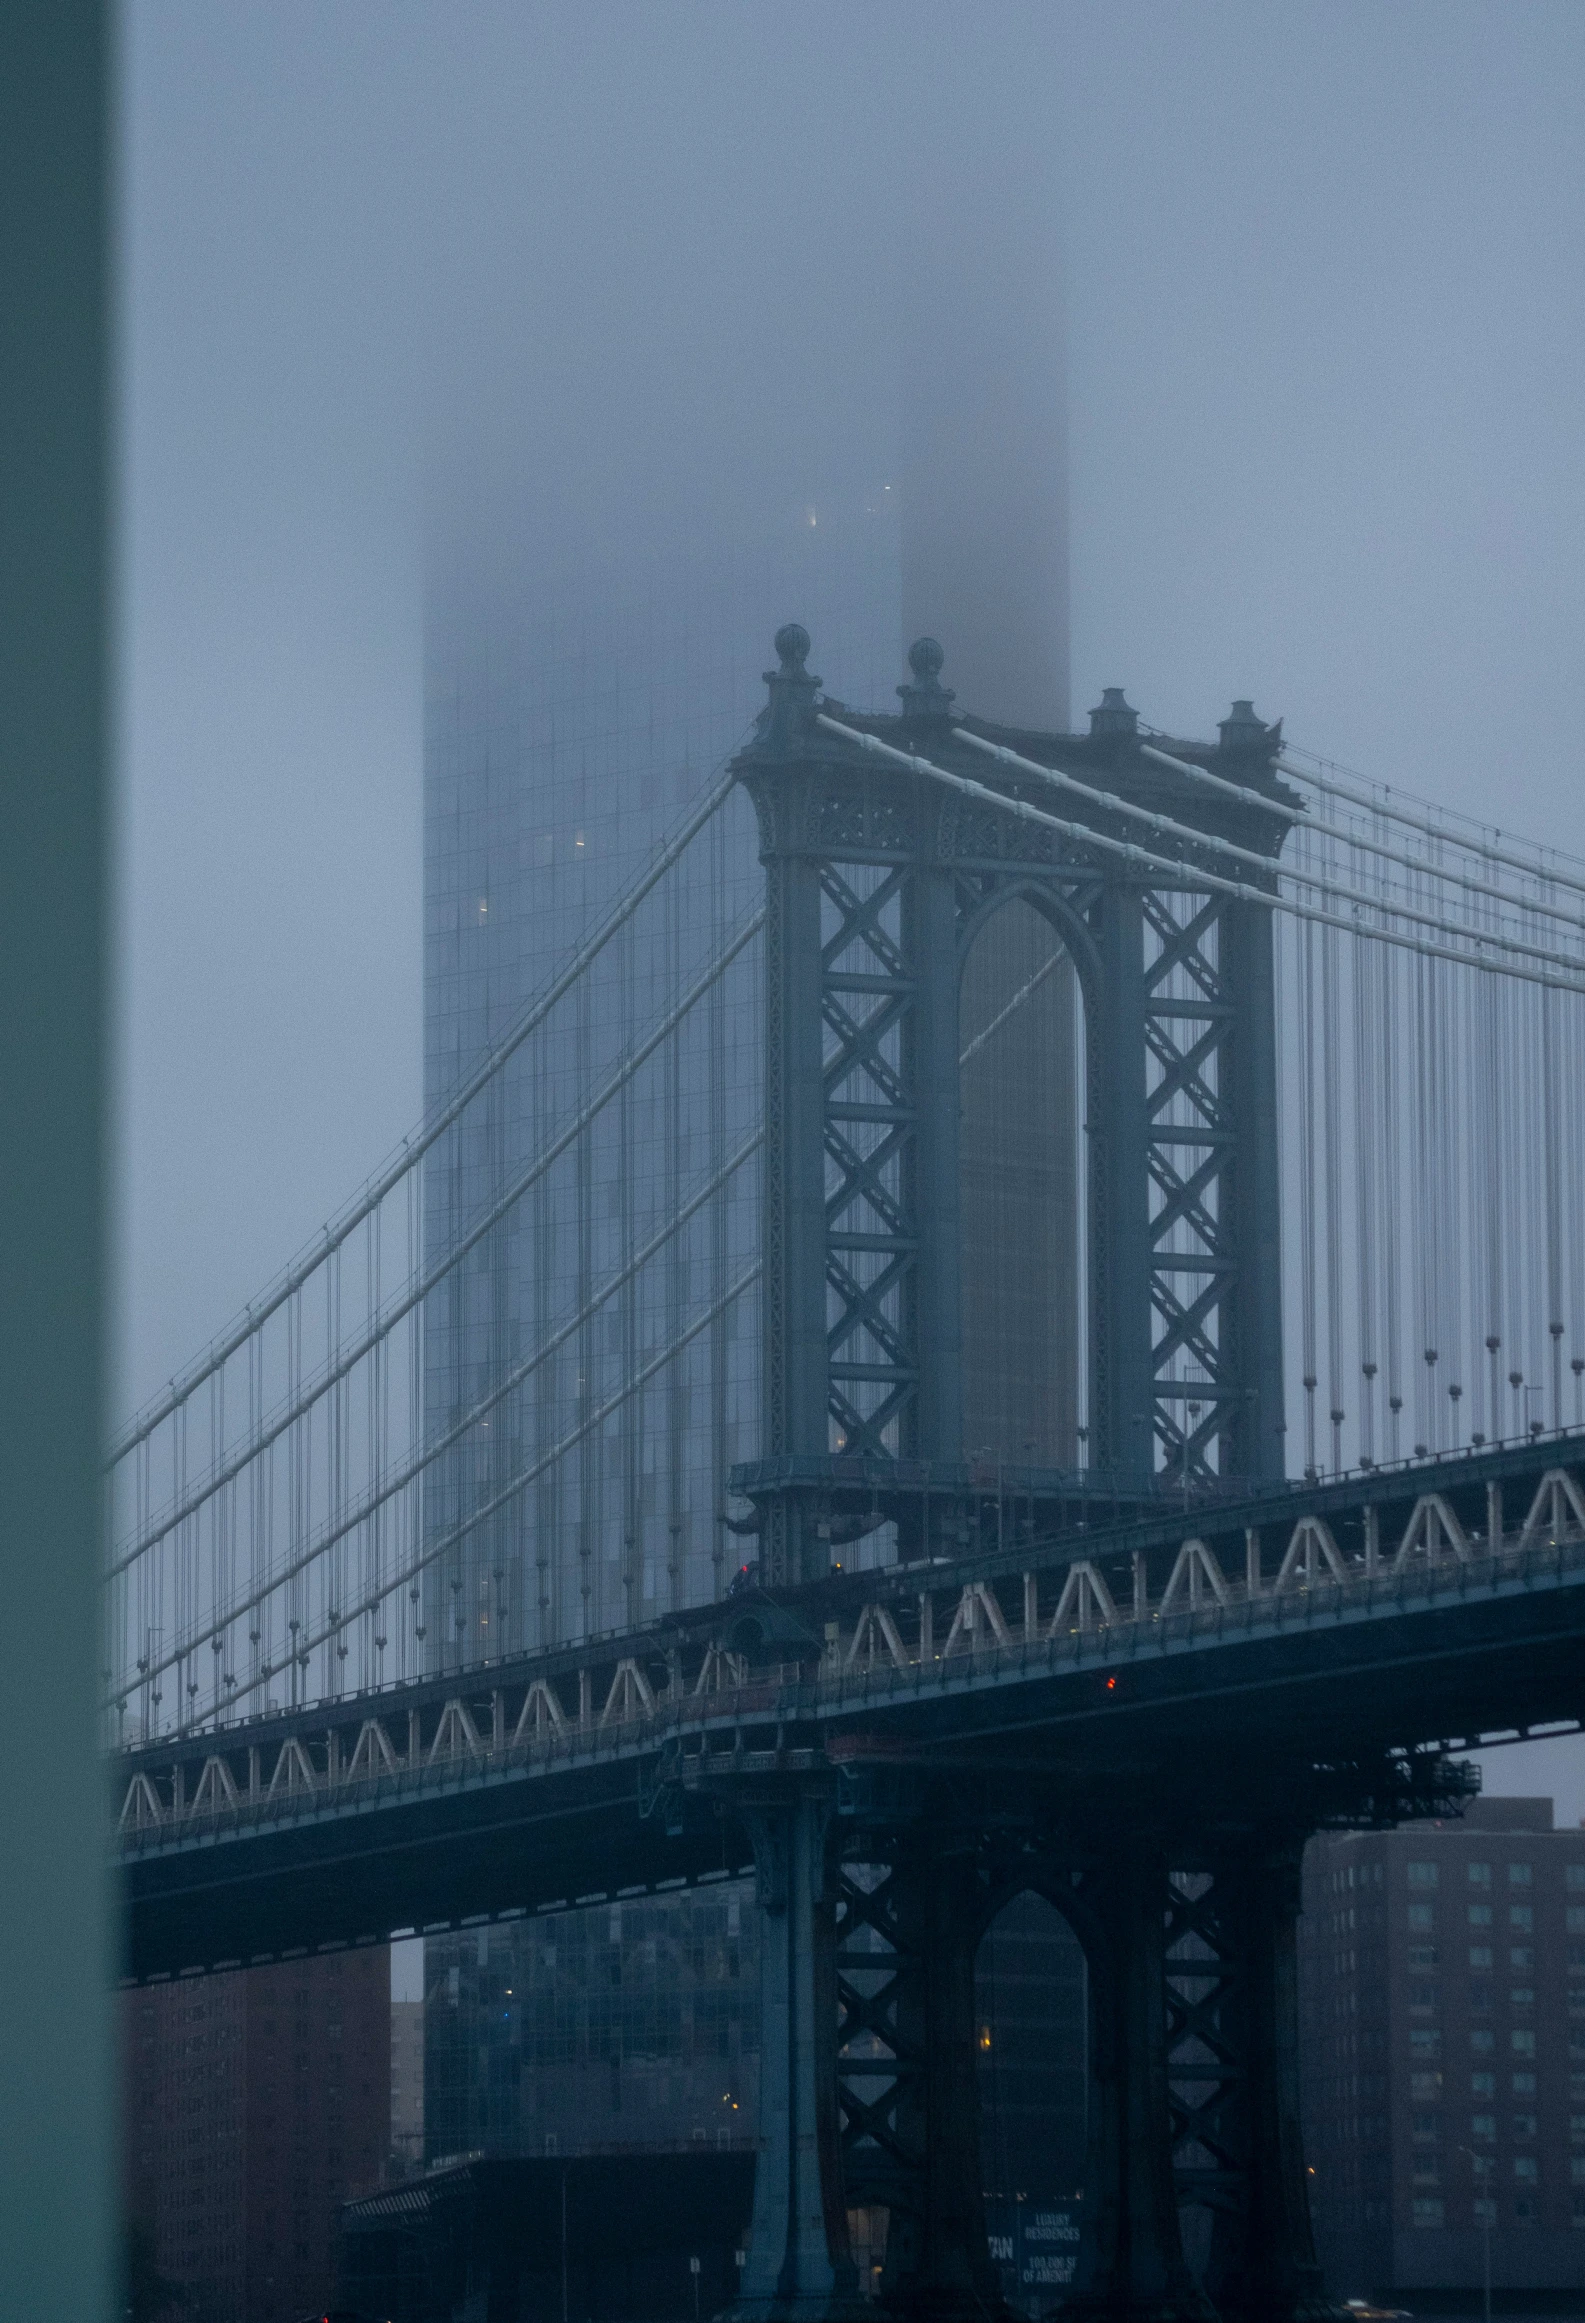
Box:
0 5 115 2320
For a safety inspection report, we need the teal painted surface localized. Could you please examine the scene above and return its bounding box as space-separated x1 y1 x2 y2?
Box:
0 5 115 2318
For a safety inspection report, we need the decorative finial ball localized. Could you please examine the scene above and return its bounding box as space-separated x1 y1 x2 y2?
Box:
908 636 945 681
774 623 811 672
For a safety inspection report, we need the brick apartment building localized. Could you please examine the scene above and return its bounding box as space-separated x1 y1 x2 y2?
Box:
123 1946 390 2322
1299 1795 1585 2304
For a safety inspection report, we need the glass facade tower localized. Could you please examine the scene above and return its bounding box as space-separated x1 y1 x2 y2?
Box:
420 521 902 2154
420 530 902 1663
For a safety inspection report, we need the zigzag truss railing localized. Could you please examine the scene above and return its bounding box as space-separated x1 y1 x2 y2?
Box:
116 1458 1585 1841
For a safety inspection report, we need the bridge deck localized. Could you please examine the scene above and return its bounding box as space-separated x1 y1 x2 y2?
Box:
114 1434 1585 1979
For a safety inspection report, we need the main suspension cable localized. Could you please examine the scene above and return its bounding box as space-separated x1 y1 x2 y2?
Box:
109 903 765 1578
959 729 1585 973
820 718 1585 995
109 756 748 1461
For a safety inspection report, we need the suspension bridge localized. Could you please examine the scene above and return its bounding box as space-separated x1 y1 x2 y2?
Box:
106 628 1585 2323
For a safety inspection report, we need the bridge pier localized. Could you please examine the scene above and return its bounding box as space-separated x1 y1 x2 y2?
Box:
724 1770 1351 2323
1066 1835 1217 2323
1198 1837 1348 2323
733 1786 866 2323
848 1829 1006 2323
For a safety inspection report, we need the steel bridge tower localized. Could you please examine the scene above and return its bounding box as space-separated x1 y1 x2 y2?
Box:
734 625 1289 1592
718 626 1357 2323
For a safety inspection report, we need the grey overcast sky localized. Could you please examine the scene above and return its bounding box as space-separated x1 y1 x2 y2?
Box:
118 2 1585 1811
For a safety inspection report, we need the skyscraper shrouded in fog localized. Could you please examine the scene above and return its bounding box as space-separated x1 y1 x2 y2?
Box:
419 526 902 2159
421 110 1088 2204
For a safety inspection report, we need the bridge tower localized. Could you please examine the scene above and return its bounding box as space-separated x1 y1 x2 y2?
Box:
721 628 1345 2323
733 624 1292 1591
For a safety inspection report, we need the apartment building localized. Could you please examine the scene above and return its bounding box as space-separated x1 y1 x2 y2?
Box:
1299 1795 1585 2303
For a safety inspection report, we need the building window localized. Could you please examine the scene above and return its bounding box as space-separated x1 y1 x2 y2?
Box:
1474 2196 1497 2226
1471 2031 1495 2056
1408 1904 1435 1932
1508 1862 1534 1887
1513 2072 1536 2096
1513 2155 1538 2182
1510 1905 1534 1934
1567 1906 1585 1934
1510 1946 1535 1970
1566 1865 1585 1892
1411 2199 1444 2228
1410 2072 1443 2101
1408 1945 1439 1970
1512 2030 1536 2057
1511 1988 1536 2009
1572 2157 1585 2183
1470 1946 1493 1970
1469 1904 1493 1928
1471 2072 1495 2097
1571 2115 1585 2144
1513 2114 1537 2139
1472 2114 1496 2139
1411 2030 1442 2058
1468 1863 1492 1888
1408 1863 1439 1888
1411 2111 1442 2141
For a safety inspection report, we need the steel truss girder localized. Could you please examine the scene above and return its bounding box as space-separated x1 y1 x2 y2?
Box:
833 1860 922 2195
1165 1867 1246 2208
819 862 919 1460
1143 887 1244 1480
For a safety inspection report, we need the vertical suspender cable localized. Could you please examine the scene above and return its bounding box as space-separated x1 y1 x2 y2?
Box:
1354 922 1379 1466
1542 974 1564 1429
1381 939 1404 1464
1437 942 1456 1449
533 1019 555 1648
618 909 640 1636
1415 942 1448 1456
708 795 729 1596
1299 912 1319 1477
665 850 685 1614
1478 926 1502 1443
1503 969 1528 1436
1322 918 1344 1472
576 969 595 1636
1561 961 1571 1412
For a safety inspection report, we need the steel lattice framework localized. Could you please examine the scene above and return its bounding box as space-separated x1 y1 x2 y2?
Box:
735 631 1291 1583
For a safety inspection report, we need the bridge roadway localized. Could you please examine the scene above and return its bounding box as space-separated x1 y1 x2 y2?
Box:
115 1432 1585 1983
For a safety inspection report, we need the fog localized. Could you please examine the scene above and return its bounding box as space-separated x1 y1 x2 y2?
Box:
118 1 1585 1811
